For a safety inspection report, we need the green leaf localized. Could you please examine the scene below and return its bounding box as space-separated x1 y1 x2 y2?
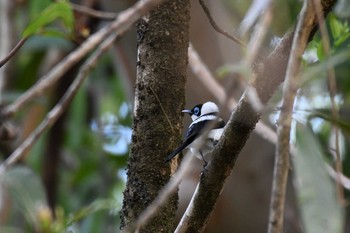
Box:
329 14 342 40
23 1 73 38
307 109 350 135
294 123 344 233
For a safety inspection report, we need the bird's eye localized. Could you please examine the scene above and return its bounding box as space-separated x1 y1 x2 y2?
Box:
193 107 200 116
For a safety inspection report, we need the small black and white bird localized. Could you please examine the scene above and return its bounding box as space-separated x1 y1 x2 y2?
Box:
164 101 225 166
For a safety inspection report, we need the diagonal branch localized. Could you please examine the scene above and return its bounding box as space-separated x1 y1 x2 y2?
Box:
198 0 245 47
0 37 27 69
268 1 316 232
175 0 336 232
70 2 117 20
0 0 164 119
0 32 118 173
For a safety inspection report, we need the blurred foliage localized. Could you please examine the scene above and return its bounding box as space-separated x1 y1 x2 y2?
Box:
294 123 344 233
1 0 131 232
293 10 350 233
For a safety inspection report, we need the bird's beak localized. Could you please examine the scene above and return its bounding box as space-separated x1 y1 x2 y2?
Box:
182 109 192 115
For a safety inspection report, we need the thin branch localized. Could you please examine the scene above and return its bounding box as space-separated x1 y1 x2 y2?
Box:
188 44 234 105
238 0 274 112
0 32 118 173
70 2 117 20
198 0 246 48
311 0 344 205
1 0 164 118
196 0 274 115
326 164 350 191
268 1 316 233
245 0 274 65
0 37 28 69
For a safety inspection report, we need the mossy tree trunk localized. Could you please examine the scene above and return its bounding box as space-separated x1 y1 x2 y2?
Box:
120 0 190 232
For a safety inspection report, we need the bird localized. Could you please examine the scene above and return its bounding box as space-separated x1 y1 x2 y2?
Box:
164 101 225 166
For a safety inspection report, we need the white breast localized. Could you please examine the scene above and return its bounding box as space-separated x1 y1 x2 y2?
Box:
189 128 224 160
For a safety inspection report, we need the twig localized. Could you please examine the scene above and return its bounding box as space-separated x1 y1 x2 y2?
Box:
245 0 274 65
326 164 350 191
0 32 118 173
0 37 28 69
70 2 116 20
196 0 271 116
188 44 234 105
198 0 246 48
268 1 316 233
311 0 344 205
239 0 275 113
1 0 164 118
0 0 12 69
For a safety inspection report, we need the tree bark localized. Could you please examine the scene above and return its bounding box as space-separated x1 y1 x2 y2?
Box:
120 0 190 232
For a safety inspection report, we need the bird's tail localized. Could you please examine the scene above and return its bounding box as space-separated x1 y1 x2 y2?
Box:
164 143 188 163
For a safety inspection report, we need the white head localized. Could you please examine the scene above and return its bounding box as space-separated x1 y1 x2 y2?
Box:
182 101 219 121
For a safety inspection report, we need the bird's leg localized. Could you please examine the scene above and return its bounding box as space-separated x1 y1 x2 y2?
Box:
200 151 208 169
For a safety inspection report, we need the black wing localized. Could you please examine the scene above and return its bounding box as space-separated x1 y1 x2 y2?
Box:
185 118 225 139
164 120 213 163
164 136 196 163
184 120 208 140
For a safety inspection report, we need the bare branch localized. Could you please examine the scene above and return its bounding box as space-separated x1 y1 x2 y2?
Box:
0 38 27 69
0 32 118 173
326 164 350 191
1 0 164 118
240 0 274 112
245 0 274 65
268 1 316 233
188 44 235 106
198 0 246 48
70 2 116 20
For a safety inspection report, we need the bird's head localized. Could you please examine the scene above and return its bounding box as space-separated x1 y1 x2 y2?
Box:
182 101 219 121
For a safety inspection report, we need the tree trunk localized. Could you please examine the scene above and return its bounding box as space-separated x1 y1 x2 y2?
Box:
120 0 190 232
